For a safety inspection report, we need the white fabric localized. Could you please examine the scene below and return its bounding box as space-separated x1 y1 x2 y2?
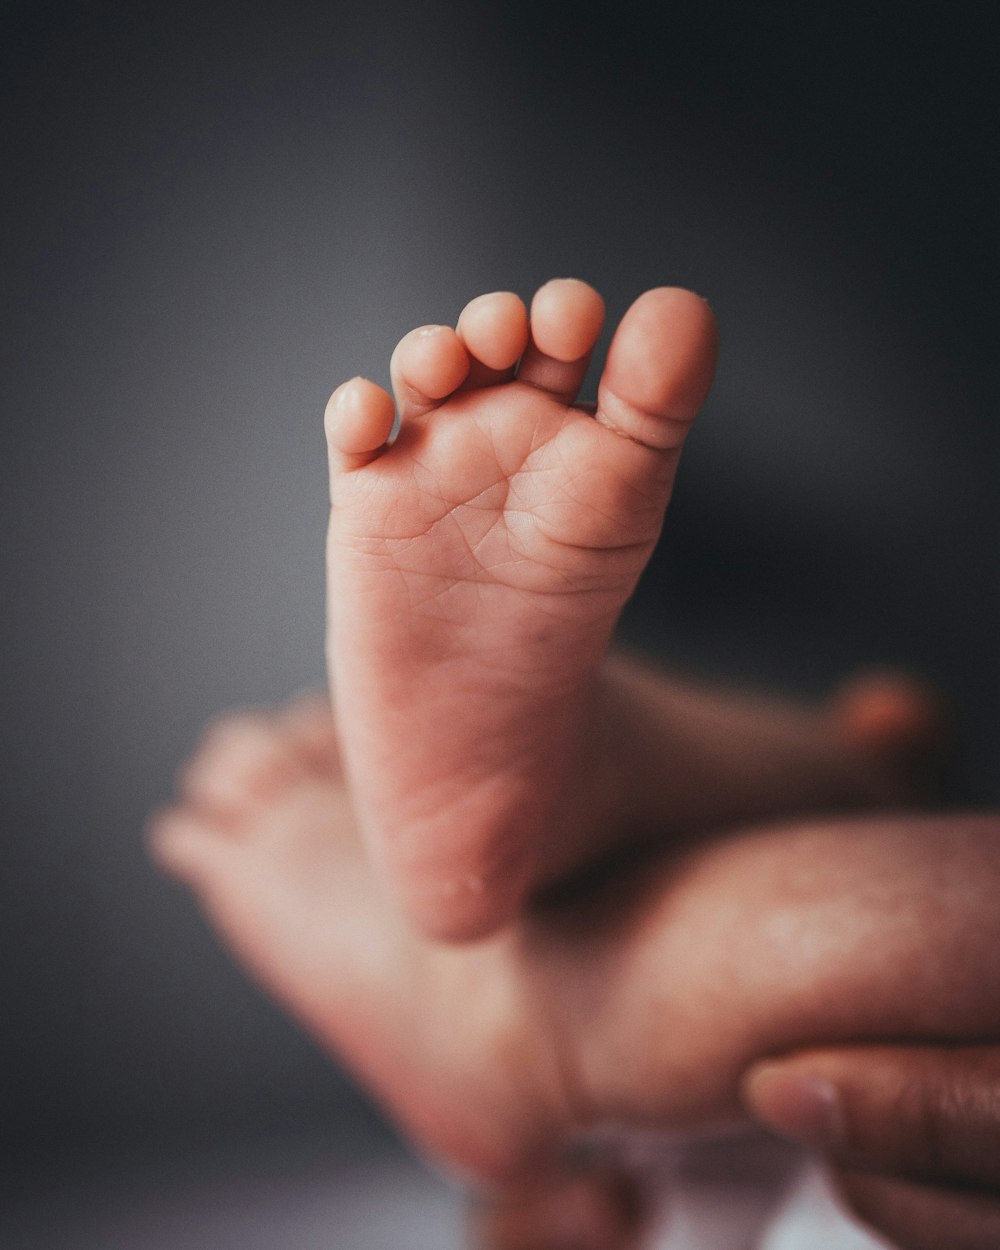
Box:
612 1132 893 1250
758 1163 891 1250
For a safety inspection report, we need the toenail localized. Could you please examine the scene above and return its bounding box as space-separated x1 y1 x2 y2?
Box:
334 378 362 408
415 325 446 337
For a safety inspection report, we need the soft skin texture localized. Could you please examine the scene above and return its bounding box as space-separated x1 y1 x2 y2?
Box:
323 284 935 950
162 274 995 1244
150 697 1000 1195
325 280 719 942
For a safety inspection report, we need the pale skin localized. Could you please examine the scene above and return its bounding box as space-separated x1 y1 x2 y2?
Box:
151 280 998 1247
150 697 1000 1197
323 280 919 942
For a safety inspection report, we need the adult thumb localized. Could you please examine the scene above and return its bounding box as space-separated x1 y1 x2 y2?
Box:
742 1045 1000 1249
742 1043 1000 1185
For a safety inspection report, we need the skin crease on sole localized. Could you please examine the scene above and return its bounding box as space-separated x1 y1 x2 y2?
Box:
152 276 970 1245
324 280 719 943
322 286 944 951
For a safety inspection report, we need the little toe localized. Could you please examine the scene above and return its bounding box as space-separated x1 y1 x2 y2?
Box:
178 712 301 819
594 287 718 452
390 324 470 424
147 806 235 884
516 278 605 404
325 377 396 476
456 291 529 388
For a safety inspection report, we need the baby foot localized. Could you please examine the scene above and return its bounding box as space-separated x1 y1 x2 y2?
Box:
147 698 580 1185
325 280 718 940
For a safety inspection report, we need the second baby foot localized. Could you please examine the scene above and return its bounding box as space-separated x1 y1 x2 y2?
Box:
325 280 718 941
148 697 584 1187
150 692 988 1201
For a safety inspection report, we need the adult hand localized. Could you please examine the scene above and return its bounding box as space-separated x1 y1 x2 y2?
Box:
743 1044 1000 1250
470 1168 649 1250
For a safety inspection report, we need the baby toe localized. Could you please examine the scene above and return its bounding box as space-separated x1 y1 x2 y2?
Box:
325 377 396 472
516 279 605 404
830 671 947 760
146 806 234 882
178 711 301 817
390 324 470 422
457 290 529 385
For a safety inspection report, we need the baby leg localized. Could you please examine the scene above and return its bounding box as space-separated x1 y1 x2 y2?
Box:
151 688 957 1185
544 811 1000 1134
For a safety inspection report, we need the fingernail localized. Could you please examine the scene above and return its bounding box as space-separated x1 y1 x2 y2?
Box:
743 1064 845 1151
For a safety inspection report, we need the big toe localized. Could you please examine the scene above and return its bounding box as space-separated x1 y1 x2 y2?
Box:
595 287 718 452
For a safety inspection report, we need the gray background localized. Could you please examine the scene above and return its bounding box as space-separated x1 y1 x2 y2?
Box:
2 0 996 1222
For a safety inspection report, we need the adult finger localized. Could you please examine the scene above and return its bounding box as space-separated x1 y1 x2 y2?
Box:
833 1168 1000 1250
742 1044 1000 1189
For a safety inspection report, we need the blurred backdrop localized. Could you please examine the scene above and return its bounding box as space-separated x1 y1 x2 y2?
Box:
2 0 996 1240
